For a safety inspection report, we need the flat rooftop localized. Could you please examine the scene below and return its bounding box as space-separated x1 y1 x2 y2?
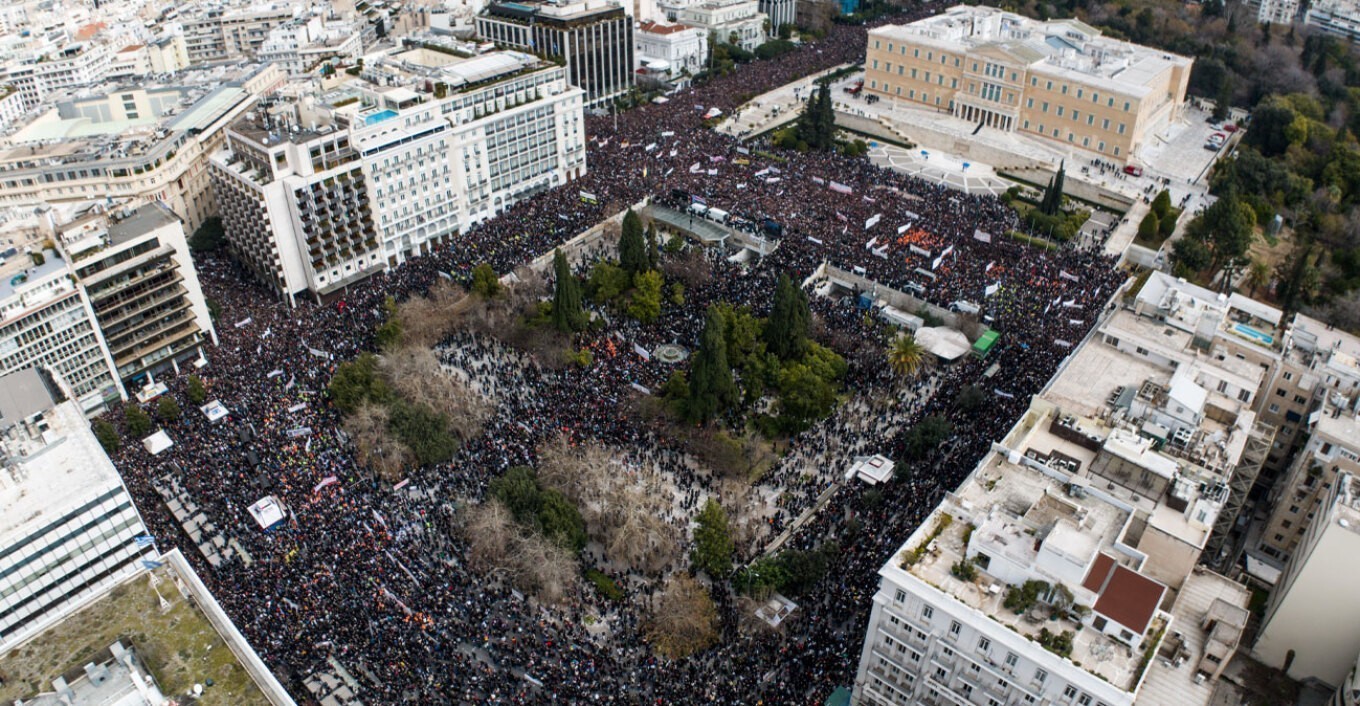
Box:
1140 568 1250 706
872 6 1192 97
891 451 1157 691
0 562 271 706
0 401 123 545
106 204 181 246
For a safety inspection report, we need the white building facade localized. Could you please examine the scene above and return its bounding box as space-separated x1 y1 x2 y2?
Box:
0 373 154 650
677 0 767 52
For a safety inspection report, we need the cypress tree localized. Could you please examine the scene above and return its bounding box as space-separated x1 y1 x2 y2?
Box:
645 223 660 270
815 83 835 150
687 306 735 424
764 274 810 360
551 249 588 332
619 209 647 275
796 89 820 147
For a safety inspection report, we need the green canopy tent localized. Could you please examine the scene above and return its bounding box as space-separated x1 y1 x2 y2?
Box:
972 329 1000 359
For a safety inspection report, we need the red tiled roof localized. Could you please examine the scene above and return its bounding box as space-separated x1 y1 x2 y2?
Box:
638 21 691 34
1082 552 1116 593
1092 565 1165 635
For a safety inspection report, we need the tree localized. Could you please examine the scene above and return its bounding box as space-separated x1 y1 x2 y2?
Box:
794 82 835 151
1199 193 1258 271
188 217 226 252
627 270 664 323
490 466 544 526
1151 190 1172 220
1212 74 1234 122
1137 211 1161 241
93 419 120 454
775 362 837 432
646 223 661 271
156 396 180 422
686 306 736 424
537 489 587 552
903 415 954 461
1247 259 1272 297
887 332 926 378
1172 235 1213 277
955 384 986 412
764 274 809 360
587 261 631 303
645 574 719 659
387 400 458 465
186 375 207 404
619 209 648 276
471 263 502 298
374 296 403 350
1039 162 1066 216
1246 96 1308 157
124 406 152 437
691 498 733 576
550 249 589 332
328 353 390 413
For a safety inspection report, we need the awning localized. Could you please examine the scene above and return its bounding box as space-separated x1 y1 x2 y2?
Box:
142 430 173 455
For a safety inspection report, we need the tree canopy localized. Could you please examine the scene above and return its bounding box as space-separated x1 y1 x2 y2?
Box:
550 249 589 332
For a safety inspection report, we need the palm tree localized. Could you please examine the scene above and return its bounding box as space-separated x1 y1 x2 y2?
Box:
1246 259 1271 297
888 333 926 378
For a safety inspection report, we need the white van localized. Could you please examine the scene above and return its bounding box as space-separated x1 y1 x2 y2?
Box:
950 300 981 315
706 207 730 224
688 203 709 217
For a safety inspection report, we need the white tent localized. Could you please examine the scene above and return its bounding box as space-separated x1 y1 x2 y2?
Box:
914 326 972 362
845 454 895 485
200 400 228 423
248 496 287 531
142 430 173 455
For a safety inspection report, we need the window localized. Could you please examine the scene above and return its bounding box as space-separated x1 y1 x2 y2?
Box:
1289 505 1300 513
978 637 991 652
1269 404 1280 414
949 621 961 636
1026 97 1034 108
1005 652 1018 668
1277 388 1288 397
922 605 934 620
935 667 949 681
1057 106 1065 117
1294 395 1308 404
1124 101 1131 111
1118 123 1127 135
1064 685 1079 699
1078 696 1093 706
1042 101 1050 113
895 589 907 603
1284 371 1294 380
1239 389 1251 402
1275 533 1285 542
1282 520 1293 529
1035 669 1047 683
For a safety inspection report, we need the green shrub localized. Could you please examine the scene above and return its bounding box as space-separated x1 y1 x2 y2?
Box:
586 569 624 601
93 419 120 454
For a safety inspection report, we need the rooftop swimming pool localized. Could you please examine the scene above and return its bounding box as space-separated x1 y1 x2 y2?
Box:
1234 322 1274 346
364 109 398 126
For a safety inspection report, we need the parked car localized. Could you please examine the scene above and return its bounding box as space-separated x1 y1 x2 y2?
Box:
1124 165 1143 177
1223 124 1239 133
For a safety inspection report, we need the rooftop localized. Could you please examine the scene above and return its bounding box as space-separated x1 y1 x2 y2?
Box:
872 5 1192 97
889 451 1163 691
0 561 272 706
0 368 56 430
1139 568 1251 706
0 397 123 546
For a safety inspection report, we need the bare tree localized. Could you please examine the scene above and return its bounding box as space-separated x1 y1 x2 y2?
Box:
645 574 719 659
380 346 490 439
396 280 467 348
463 499 579 603
344 402 411 482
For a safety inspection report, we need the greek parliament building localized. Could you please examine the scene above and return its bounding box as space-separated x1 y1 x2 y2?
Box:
210 43 585 304
476 0 634 107
864 6 1192 163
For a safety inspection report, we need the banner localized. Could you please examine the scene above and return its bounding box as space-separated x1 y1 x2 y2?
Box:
313 476 339 493
267 369 284 379
307 346 331 360
973 229 992 243
932 255 945 271
579 191 598 204
811 176 826 185
235 317 252 328
898 223 913 234
873 246 889 259
630 382 652 395
1059 270 1080 282
645 143 657 151
829 181 853 194
985 283 1001 297
807 236 823 245
835 211 847 223
1055 339 1073 348
633 343 651 360
985 261 995 272
865 213 882 230
865 237 878 250
995 389 1015 399
853 265 867 275
1069 319 1084 326
288 403 308 413
690 162 702 173
690 194 706 205
707 169 718 176
735 146 749 154
286 427 312 438
909 245 932 257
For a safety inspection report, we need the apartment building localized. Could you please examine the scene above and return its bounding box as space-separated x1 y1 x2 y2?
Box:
1305 0 1360 41
7 42 111 108
677 0 768 53
1254 471 1360 688
107 36 190 80
0 369 154 650
1249 0 1301 24
850 271 1263 706
0 63 283 234
211 44 586 304
0 236 123 411
1255 315 1360 561
258 18 362 76
864 5 1192 163
476 0 633 107
0 88 24 131
58 204 216 388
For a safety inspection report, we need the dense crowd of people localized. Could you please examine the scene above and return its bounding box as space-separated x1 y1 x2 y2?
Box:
104 11 1131 705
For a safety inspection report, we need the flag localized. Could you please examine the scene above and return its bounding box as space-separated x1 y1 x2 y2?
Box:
134 535 156 547
142 559 164 570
